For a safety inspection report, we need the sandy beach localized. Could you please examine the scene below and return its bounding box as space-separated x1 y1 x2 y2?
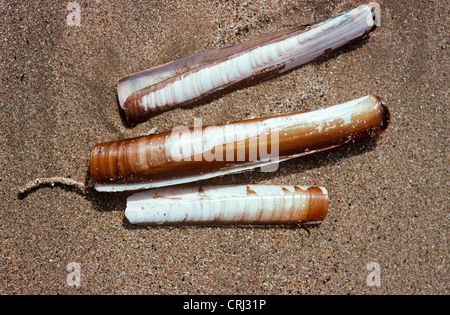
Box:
0 0 448 294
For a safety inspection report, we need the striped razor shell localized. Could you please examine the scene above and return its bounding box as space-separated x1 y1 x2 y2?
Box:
118 4 378 124
90 95 390 192
125 185 329 226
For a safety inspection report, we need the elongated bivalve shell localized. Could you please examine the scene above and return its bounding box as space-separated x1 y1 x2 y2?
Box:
125 185 328 226
91 95 390 192
118 4 378 124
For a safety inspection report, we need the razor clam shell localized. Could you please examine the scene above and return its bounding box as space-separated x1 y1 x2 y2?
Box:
118 4 377 124
90 95 390 192
125 185 328 226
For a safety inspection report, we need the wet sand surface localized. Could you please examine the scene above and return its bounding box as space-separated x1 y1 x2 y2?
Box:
0 0 448 294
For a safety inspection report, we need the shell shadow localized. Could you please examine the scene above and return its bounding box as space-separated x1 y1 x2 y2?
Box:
186 135 381 187
83 168 130 213
122 216 323 235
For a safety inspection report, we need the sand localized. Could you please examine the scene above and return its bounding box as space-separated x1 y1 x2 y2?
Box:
0 0 448 294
